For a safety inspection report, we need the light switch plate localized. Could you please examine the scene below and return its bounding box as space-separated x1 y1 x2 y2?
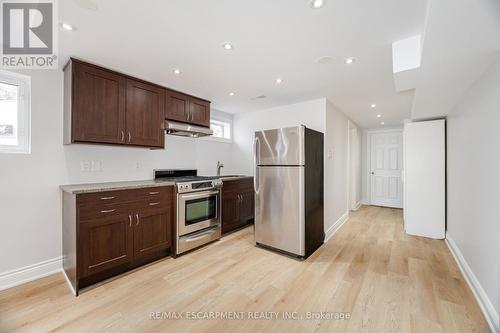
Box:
327 149 333 159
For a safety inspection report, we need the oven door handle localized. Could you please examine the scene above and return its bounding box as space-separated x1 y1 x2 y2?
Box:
185 228 218 242
179 190 219 200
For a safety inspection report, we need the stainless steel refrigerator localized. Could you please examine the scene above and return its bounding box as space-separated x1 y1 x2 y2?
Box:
254 125 324 258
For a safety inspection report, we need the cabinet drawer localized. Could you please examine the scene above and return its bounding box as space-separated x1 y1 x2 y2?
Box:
238 178 254 192
77 186 173 221
77 186 172 206
78 202 139 221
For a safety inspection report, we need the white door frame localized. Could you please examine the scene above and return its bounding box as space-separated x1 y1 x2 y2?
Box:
366 128 404 206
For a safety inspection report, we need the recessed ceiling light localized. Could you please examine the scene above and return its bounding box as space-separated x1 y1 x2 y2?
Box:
344 57 355 64
380 121 385 125
310 0 326 9
172 69 182 75
371 103 377 108
222 42 233 50
229 92 235 96
377 114 382 118
275 78 283 84
61 23 74 31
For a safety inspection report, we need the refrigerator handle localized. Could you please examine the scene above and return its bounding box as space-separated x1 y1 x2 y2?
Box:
253 136 260 193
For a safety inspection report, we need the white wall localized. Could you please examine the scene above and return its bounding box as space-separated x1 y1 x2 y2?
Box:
232 98 360 237
349 121 362 209
361 129 369 203
447 59 500 324
232 99 326 174
324 101 350 232
0 70 234 275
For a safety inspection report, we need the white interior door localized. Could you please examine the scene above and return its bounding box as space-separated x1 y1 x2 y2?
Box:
370 131 403 208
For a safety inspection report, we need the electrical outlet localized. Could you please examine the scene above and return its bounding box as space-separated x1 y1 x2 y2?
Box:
136 162 142 170
91 160 102 172
81 161 91 172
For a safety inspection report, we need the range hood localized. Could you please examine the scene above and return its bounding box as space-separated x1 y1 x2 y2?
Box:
165 120 213 138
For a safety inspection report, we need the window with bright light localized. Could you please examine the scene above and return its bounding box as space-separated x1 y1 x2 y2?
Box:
210 119 231 141
0 71 30 154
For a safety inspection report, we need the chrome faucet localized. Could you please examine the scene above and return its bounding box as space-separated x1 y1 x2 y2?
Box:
217 161 224 176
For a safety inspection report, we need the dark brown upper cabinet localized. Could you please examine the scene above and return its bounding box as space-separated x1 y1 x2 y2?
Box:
189 97 210 127
166 90 211 128
64 58 210 148
70 62 127 144
166 90 189 123
126 79 165 148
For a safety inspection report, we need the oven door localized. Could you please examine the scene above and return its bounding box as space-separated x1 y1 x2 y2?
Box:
178 190 220 236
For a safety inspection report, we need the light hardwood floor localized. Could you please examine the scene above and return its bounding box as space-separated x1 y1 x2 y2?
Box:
0 206 489 332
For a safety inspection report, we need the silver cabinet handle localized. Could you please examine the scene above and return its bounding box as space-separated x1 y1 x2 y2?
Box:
149 202 160 206
101 209 116 213
121 131 124 142
135 213 140 226
128 215 132 227
100 196 115 200
149 191 160 195
128 132 131 143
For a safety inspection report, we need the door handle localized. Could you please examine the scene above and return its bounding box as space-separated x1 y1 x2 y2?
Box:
100 209 116 213
120 131 125 142
371 171 375 175
185 229 216 242
128 214 132 227
253 137 260 193
135 213 140 226
128 132 131 143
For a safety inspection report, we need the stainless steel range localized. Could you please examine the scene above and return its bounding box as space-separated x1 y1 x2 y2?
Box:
154 170 222 255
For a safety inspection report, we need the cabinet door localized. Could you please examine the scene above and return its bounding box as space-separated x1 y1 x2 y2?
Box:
79 215 133 277
238 190 255 223
189 97 210 127
73 62 126 144
166 91 190 123
126 79 165 148
222 191 240 234
133 210 172 259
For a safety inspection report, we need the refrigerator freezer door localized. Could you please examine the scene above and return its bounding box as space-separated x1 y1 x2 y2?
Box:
255 166 305 256
255 126 305 166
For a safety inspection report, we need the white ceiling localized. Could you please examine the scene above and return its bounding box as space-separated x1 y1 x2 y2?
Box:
60 0 497 129
412 0 500 120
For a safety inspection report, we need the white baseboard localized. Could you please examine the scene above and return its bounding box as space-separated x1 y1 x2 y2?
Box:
445 234 499 333
62 268 77 296
0 257 62 291
351 201 362 211
324 211 349 243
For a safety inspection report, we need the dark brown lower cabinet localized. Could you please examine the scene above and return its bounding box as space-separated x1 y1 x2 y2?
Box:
134 210 171 259
222 177 255 235
79 215 134 278
63 186 174 295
